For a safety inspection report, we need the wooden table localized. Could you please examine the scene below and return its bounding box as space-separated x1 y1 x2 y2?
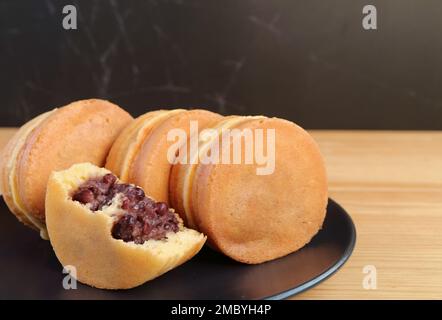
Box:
1 129 441 299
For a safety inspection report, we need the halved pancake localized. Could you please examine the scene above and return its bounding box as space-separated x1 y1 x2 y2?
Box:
46 163 206 289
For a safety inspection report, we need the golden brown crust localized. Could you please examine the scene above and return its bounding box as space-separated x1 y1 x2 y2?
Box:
191 117 328 264
130 109 222 204
45 163 206 289
16 99 133 222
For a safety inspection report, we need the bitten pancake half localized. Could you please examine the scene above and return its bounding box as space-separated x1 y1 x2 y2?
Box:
106 109 222 204
170 116 328 264
46 163 206 289
0 99 133 238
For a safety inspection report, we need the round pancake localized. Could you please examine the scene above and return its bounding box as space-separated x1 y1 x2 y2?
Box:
10 99 132 232
188 117 328 263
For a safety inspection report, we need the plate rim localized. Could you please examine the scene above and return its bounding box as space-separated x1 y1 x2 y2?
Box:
263 198 357 300
0 197 356 300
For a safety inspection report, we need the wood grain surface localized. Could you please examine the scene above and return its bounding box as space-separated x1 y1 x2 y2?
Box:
1 128 441 299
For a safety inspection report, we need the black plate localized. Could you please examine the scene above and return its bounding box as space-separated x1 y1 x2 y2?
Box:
0 198 355 300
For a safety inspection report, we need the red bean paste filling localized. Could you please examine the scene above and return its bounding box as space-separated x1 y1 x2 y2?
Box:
72 173 179 244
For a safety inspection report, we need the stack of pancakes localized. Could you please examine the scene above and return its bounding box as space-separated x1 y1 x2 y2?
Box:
0 99 327 268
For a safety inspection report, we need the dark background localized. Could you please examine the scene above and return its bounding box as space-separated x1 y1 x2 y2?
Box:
1 0 441 129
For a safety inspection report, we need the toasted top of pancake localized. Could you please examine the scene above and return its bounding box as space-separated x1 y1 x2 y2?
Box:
176 116 328 263
1 99 133 236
